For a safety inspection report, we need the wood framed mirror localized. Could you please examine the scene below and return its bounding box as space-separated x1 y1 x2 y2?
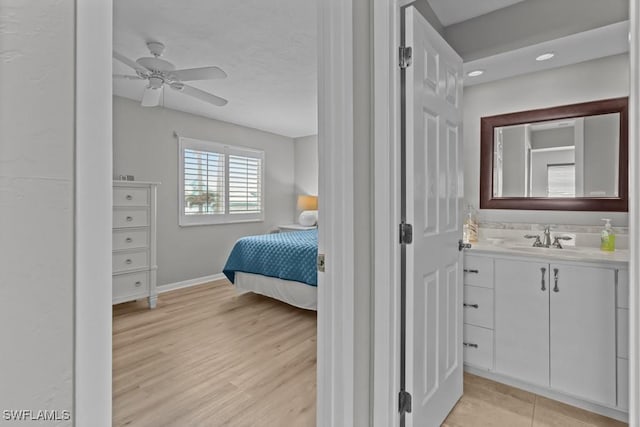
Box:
480 97 628 211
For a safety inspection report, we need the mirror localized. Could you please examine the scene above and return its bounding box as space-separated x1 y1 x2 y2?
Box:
480 97 628 211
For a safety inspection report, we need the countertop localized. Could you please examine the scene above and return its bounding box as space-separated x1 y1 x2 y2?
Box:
466 241 629 267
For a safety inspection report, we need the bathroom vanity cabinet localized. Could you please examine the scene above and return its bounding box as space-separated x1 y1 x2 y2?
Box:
463 252 628 420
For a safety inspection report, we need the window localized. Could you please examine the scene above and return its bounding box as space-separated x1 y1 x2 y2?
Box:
179 137 264 226
547 163 575 197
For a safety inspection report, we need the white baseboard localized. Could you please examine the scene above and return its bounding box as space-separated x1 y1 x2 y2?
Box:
158 273 227 293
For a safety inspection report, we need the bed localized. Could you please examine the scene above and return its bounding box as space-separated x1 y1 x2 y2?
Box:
222 229 318 310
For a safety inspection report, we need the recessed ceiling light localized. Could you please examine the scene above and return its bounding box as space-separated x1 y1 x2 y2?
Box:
536 52 555 61
467 70 484 77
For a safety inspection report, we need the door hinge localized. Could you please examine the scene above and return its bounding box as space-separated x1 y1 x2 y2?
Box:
399 222 413 244
317 254 325 272
399 390 412 415
399 46 413 69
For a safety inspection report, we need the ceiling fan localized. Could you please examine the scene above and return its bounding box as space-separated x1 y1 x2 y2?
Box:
113 41 228 107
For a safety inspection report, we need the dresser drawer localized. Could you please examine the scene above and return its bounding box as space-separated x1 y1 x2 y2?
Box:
113 228 149 251
464 286 494 329
113 208 149 228
114 186 149 207
463 324 494 370
463 255 494 288
113 271 149 300
617 308 628 359
112 249 148 273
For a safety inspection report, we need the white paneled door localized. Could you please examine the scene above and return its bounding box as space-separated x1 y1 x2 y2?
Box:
404 6 464 427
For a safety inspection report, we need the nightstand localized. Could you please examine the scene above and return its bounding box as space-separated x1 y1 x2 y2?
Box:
278 224 317 232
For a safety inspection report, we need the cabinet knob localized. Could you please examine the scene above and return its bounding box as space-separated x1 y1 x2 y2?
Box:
126 194 133 200
463 303 479 309
126 216 133 222
553 268 559 292
463 342 478 348
540 267 547 291
125 259 132 265
134 281 142 287
125 237 133 243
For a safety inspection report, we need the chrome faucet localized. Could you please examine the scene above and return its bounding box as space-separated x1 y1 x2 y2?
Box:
542 226 552 248
524 225 572 248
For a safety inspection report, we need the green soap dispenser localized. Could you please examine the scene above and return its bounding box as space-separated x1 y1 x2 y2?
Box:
600 218 616 252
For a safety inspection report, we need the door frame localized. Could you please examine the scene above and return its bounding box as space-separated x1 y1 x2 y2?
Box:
371 1 640 426
75 0 365 426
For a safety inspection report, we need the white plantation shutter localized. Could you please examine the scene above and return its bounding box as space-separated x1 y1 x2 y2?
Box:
547 163 575 197
229 155 262 213
179 137 265 225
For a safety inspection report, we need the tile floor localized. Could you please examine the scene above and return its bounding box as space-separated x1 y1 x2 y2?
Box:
444 373 627 427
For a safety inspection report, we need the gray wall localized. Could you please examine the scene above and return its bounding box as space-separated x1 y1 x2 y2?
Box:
113 96 296 286
584 114 620 196
530 149 575 197
445 0 629 61
463 53 629 226
531 127 574 149
0 0 74 421
501 126 527 196
294 134 319 197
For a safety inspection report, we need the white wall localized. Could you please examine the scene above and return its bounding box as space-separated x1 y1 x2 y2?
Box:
463 53 630 226
113 96 296 286
294 135 319 197
0 0 74 422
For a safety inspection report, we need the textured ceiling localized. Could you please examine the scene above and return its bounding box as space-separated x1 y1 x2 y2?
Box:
428 0 526 26
113 0 317 138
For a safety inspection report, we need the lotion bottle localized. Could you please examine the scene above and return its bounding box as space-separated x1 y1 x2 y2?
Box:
600 218 616 252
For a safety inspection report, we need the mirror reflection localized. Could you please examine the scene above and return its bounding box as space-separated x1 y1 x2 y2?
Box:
492 113 620 198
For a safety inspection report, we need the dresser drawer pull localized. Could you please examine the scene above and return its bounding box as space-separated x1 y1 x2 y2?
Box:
553 268 559 292
125 237 133 243
463 342 478 348
134 281 142 287
463 303 479 309
125 259 132 265
464 269 479 274
126 216 133 222
541 267 547 291
126 194 133 200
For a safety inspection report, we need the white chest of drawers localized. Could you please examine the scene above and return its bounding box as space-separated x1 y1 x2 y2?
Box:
112 181 159 308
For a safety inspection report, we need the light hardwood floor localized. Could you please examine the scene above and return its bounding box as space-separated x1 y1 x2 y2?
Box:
113 280 317 426
114 279 626 427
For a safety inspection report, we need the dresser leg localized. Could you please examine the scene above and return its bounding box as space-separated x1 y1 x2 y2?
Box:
148 295 157 309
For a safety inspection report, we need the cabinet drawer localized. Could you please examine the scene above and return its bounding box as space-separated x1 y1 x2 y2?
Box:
463 324 494 370
112 249 148 273
113 271 149 300
617 358 629 410
463 255 494 288
113 208 149 228
617 308 629 359
617 270 629 309
464 286 493 329
114 187 149 207
113 228 149 251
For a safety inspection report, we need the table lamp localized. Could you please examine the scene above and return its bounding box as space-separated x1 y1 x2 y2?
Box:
297 195 318 226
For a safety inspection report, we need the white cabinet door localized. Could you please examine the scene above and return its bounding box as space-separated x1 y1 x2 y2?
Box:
495 259 550 387
549 264 616 406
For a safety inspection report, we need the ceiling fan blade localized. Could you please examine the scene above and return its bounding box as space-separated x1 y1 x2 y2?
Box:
141 87 162 107
113 74 143 80
113 51 149 74
169 66 227 82
170 83 228 107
